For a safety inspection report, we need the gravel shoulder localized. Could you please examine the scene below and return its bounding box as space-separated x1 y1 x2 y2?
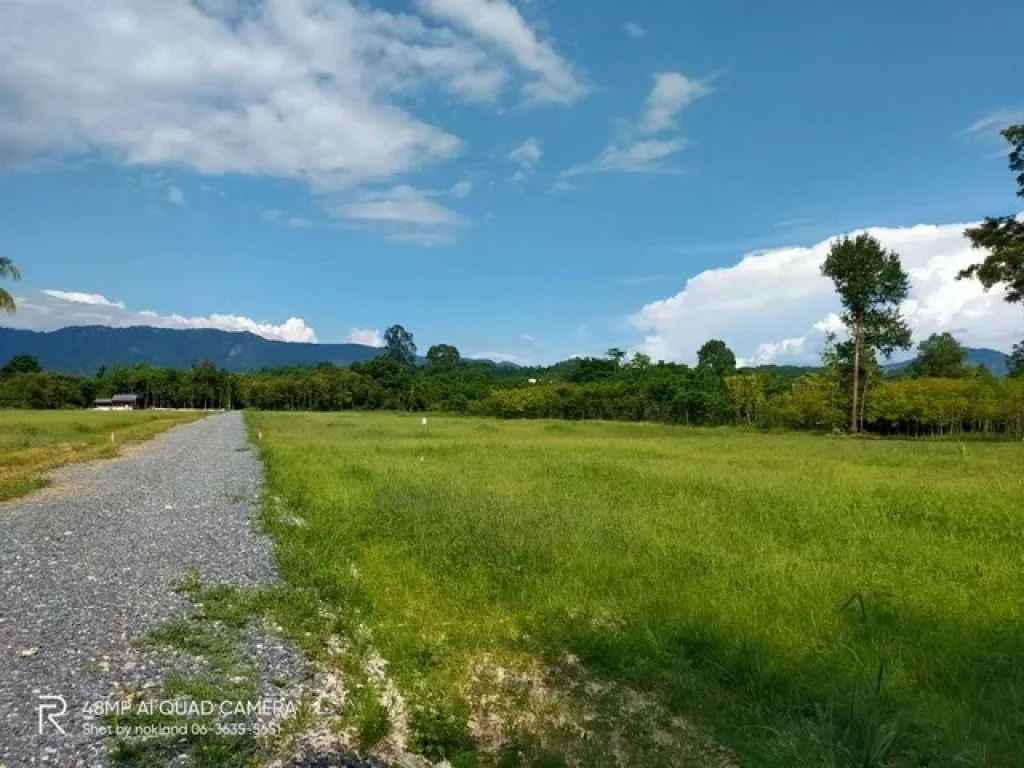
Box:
0 411 275 766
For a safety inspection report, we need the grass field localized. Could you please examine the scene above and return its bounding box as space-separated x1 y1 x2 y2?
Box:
0 409 207 501
246 412 1023 766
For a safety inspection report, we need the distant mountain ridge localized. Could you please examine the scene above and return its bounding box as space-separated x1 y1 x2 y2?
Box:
884 347 1010 377
0 325 387 374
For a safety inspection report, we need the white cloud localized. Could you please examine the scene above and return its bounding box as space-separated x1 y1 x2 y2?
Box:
560 71 709 178
624 22 647 39
508 137 543 167
0 0 481 186
40 290 126 309
345 328 384 347
564 138 686 176
415 0 586 104
450 180 474 198
630 220 1024 365
165 184 185 205
263 209 313 228
639 73 712 135
966 109 1024 139
0 0 582 214
338 185 463 227
11 290 317 342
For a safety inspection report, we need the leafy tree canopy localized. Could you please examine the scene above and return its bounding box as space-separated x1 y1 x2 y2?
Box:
1 354 41 376
821 233 912 430
426 343 461 371
1010 341 1024 379
958 125 1024 304
384 324 417 366
696 339 737 377
912 333 966 379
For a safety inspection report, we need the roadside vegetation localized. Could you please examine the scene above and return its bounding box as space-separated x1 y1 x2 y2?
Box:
246 410 1024 767
0 409 205 501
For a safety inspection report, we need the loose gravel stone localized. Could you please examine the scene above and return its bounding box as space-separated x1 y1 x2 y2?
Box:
0 412 274 767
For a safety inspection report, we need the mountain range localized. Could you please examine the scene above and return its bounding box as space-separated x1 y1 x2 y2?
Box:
883 347 1011 377
0 325 386 374
0 325 1013 377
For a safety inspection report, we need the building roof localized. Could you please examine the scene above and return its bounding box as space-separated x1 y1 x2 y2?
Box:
111 394 139 404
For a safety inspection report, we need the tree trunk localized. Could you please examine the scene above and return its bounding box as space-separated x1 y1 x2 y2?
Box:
851 320 861 433
860 369 870 433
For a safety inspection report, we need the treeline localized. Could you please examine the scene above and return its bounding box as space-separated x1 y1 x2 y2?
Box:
3 328 1023 438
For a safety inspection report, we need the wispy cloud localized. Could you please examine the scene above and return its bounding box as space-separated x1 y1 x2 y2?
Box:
639 73 712 135
415 0 587 105
563 138 687 177
624 22 648 39
509 137 543 167
166 184 185 206
558 71 712 179
965 108 1024 138
450 180 474 198
40 290 125 309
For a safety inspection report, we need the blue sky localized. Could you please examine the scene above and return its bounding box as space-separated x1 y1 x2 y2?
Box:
1 0 1021 364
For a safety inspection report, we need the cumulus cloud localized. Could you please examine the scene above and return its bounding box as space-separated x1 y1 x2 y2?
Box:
8 290 317 343
630 220 1024 365
560 71 709 178
415 0 586 104
345 328 385 346
624 22 647 39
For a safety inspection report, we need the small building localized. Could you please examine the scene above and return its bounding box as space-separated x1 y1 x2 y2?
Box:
94 394 141 410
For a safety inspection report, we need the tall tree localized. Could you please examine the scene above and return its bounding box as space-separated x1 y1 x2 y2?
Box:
0 256 20 313
696 339 736 377
912 333 966 378
384 325 417 366
821 233 912 432
426 343 461 371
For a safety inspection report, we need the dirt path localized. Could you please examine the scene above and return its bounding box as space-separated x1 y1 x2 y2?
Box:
0 412 274 767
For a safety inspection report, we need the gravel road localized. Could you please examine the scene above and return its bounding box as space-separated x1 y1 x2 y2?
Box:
0 412 275 767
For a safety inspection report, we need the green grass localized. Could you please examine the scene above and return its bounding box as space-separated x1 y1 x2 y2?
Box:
0 409 206 501
249 411 1024 767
